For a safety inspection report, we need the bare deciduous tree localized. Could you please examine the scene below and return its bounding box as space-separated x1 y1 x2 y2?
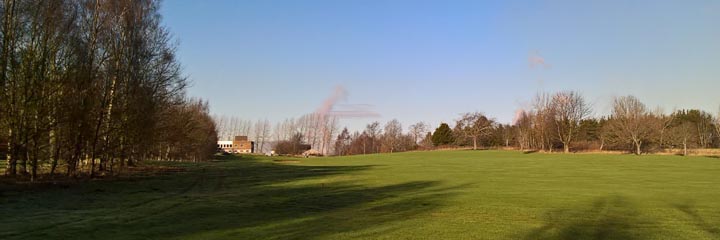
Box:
514 110 533 150
668 122 696 156
533 93 555 152
382 119 402 153
656 109 675 149
1 0 216 180
365 121 381 154
608 96 656 155
550 91 591 153
408 122 428 145
455 112 495 150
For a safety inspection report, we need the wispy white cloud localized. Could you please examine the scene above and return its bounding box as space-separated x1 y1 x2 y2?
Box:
528 51 551 69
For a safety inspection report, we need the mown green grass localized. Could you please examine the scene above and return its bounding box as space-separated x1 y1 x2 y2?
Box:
2 151 720 239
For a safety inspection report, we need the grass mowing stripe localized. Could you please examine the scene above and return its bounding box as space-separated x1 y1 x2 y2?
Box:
1 150 720 239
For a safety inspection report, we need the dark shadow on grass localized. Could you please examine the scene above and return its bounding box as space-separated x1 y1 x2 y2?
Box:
153 180 455 239
672 201 720 238
1 155 457 240
525 196 657 240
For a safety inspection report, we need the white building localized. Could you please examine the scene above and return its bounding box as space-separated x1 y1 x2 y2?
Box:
217 136 254 153
218 140 233 149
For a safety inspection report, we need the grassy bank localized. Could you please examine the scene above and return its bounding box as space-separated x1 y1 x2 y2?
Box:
1 151 719 239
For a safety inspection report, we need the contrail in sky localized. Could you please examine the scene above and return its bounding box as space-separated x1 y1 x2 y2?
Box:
316 86 380 118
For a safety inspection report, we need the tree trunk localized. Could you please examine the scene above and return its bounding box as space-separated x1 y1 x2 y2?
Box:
473 136 477 150
68 133 83 177
5 128 16 176
563 143 570 153
110 156 114 175
658 124 667 149
19 133 27 175
50 141 60 177
30 141 38 182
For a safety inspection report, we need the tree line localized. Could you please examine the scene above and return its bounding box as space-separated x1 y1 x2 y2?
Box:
0 0 217 181
223 91 719 157
512 93 720 155
333 92 720 157
420 91 720 155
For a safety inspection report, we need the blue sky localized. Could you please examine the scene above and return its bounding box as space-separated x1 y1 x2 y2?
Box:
160 0 720 131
